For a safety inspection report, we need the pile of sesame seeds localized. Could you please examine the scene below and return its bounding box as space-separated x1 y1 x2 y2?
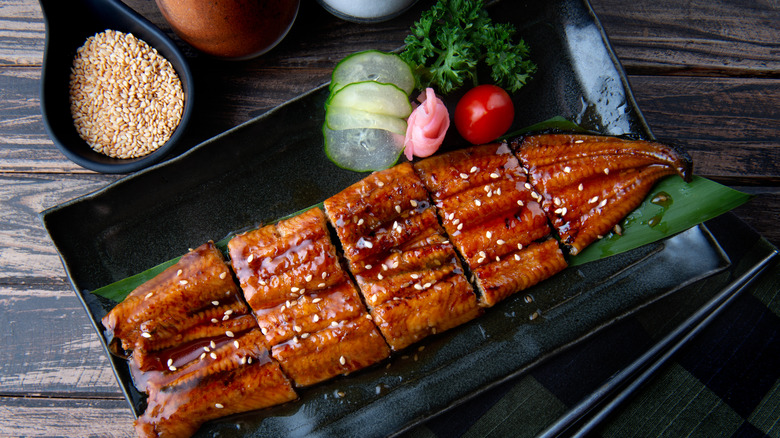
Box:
69 29 184 159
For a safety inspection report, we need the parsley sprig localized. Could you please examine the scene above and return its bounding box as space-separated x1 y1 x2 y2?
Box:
400 0 536 95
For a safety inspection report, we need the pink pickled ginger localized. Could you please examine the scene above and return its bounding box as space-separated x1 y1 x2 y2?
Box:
404 88 449 160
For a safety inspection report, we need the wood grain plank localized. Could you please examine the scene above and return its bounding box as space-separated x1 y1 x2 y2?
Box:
628 75 780 179
0 174 117 281
0 0 44 66
730 186 780 248
4 0 779 74
121 0 780 77
0 283 122 396
0 397 133 437
0 66 89 173
592 0 780 75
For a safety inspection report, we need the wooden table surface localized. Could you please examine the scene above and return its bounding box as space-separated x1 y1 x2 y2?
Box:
1 0 777 436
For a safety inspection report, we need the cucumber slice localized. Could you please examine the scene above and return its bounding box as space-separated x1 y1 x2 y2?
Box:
323 126 405 172
330 50 415 95
326 106 408 135
327 81 412 119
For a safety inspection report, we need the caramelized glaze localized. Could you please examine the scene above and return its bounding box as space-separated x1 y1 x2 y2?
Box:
135 337 296 438
101 242 241 355
415 143 567 307
325 163 482 350
228 208 348 310
472 239 568 306
102 243 297 438
228 207 390 386
272 316 390 386
511 133 692 254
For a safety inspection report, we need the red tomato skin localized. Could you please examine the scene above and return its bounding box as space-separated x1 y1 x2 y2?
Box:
454 85 515 145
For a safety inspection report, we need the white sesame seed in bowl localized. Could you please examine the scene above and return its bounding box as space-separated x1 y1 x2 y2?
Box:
40 0 194 174
69 30 184 161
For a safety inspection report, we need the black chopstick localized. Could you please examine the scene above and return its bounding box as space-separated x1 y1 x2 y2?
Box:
536 249 779 438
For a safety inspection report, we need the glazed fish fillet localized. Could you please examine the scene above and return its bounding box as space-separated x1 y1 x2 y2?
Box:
324 162 482 350
102 242 297 438
511 133 693 255
134 331 297 438
414 143 567 307
227 207 390 386
101 242 245 360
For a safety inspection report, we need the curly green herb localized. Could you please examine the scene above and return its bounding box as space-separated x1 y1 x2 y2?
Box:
400 0 536 94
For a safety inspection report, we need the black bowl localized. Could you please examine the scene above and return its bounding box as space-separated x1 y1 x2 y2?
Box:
39 0 194 174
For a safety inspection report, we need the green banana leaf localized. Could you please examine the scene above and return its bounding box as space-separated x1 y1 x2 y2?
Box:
569 175 751 266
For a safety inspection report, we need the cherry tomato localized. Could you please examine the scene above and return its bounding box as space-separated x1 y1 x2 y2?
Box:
454 84 515 145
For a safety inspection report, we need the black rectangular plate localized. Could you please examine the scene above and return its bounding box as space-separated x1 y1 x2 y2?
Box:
39 0 773 437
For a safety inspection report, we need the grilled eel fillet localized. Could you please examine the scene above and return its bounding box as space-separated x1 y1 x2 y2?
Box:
511 133 693 255
228 207 390 386
414 143 568 307
102 243 297 438
103 133 693 438
134 330 297 438
324 162 482 351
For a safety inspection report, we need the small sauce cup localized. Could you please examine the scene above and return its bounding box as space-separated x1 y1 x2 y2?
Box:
154 0 300 60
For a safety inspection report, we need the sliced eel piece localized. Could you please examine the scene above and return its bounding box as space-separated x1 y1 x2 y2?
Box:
414 143 567 307
228 207 390 386
272 315 390 387
370 274 479 347
252 282 367 346
101 241 243 356
228 207 348 310
511 133 693 255
471 239 568 306
134 330 297 438
324 162 482 350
